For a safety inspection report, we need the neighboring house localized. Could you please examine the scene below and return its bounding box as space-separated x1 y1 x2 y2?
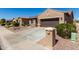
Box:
13 17 34 26
13 9 74 27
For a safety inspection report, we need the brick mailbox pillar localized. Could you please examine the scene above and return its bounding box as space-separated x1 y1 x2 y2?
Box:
37 27 56 49
45 27 56 48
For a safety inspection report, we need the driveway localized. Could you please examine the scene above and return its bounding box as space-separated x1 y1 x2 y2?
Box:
0 26 48 50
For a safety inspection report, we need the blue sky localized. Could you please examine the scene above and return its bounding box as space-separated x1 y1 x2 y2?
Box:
0 8 79 20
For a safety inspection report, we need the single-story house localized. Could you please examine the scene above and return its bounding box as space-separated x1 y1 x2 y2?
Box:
33 9 74 27
13 9 74 27
13 17 34 26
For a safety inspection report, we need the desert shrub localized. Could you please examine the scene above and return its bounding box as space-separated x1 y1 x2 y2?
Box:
0 19 6 26
12 21 19 27
4 21 13 28
5 24 10 28
6 22 11 25
22 23 26 26
5 23 12 28
1 23 5 26
0 19 6 23
55 23 76 39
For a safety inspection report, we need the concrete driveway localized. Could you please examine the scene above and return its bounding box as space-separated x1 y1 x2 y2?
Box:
0 26 48 50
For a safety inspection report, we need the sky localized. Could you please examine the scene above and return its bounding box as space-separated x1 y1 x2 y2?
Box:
0 8 79 20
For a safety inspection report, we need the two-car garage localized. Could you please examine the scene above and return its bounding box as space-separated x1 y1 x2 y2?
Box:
40 18 59 27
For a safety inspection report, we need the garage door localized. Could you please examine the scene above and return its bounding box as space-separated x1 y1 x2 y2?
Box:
41 18 59 27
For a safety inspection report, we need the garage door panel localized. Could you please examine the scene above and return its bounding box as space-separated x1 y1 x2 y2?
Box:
41 18 59 27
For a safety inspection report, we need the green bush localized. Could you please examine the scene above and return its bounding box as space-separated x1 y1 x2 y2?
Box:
9 24 13 27
0 19 6 23
5 24 10 28
0 19 6 26
22 23 26 26
5 23 12 28
1 23 5 26
6 22 11 25
55 23 76 39
4 21 12 28
12 21 19 27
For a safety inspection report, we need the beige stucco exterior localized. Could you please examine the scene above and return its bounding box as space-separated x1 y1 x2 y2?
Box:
13 17 32 26
34 9 74 27
13 9 74 27
37 9 65 24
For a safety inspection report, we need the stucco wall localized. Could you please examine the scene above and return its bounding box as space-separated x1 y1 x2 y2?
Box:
37 9 65 24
